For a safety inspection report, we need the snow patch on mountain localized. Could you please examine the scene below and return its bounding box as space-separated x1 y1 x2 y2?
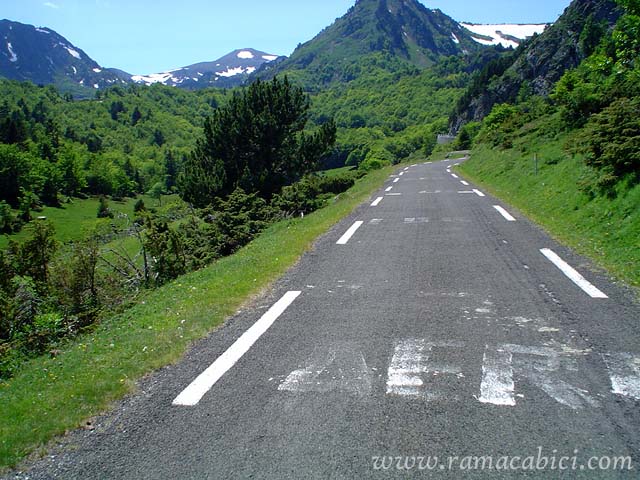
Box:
262 55 278 61
62 44 81 59
131 72 174 85
237 50 254 59
35 28 50 34
6 42 17 62
461 23 547 49
217 66 245 77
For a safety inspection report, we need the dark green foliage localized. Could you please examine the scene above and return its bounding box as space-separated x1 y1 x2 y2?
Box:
272 172 356 216
16 220 57 286
96 196 113 218
133 198 146 213
143 217 187 285
578 97 640 188
181 77 336 206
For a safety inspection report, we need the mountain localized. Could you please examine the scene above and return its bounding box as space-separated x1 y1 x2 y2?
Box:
0 19 129 94
258 0 489 86
0 20 278 92
451 0 622 131
131 48 281 89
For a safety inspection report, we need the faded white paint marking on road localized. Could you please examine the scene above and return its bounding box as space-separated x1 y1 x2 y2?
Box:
451 174 459 179
540 249 608 298
493 205 516 222
385 186 393 192
386 339 427 397
279 343 372 396
479 348 515 406
473 189 486 197
387 339 463 399
386 193 402 196
404 167 409 171
404 217 429 224
173 291 301 406
371 197 383 207
393 178 400 184
603 352 640 400
336 221 364 245
460 180 469 186
480 344 599 409
369 219 383 225
420 190 442 194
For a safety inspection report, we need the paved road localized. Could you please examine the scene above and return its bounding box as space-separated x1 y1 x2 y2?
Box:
11 160 640 478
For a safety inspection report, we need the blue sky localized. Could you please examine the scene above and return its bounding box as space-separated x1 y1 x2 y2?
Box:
2 0 572 74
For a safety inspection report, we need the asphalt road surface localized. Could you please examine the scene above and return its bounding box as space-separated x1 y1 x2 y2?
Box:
10 159 640 479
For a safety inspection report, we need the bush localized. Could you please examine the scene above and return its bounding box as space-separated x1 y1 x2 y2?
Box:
97 196 114 219
578 96 640 189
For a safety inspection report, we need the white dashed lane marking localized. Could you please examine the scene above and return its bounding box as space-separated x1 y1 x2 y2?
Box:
371 197 383 207
336 221 364 245
473 189 486 197
173 291 302 406
493 205 516 222
540 248 608 299
460 180 469 186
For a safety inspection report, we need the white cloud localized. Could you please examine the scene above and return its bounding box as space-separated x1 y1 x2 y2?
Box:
43 2 60 8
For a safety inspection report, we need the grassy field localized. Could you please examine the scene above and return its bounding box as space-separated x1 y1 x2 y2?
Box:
0 164 396 470
0 194 180 250
457 136 640 288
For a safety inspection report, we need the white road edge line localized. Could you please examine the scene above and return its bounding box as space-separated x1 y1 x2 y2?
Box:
385 186 393 192
460 180 470 186
393 178 400 184
172 291 302 406
336 221 364 245
540 248 608 299
473 189 486 197
451 174 459 179
371 197 383 207
493 205 516 222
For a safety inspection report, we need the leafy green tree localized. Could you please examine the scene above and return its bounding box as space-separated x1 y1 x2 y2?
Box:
148 182 165 206
0 144 31 206
18 220 57 285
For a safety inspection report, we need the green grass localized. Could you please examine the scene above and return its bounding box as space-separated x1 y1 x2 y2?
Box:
0 194 181 250
458 135 640 288
0 164 396 470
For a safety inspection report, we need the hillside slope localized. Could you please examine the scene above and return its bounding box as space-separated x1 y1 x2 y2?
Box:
451 0 621 131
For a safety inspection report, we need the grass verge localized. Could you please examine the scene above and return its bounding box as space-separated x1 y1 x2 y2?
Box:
0 165 395 470
458 138 639 288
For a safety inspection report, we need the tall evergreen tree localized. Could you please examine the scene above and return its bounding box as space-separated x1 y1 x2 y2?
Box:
180 77 336 206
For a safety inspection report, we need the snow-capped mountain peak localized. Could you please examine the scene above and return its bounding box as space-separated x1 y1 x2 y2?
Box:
131 48 280 89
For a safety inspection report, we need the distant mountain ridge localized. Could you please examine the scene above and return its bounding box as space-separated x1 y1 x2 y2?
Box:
1 4 551 95
0 19 129 93
131 49 282 89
